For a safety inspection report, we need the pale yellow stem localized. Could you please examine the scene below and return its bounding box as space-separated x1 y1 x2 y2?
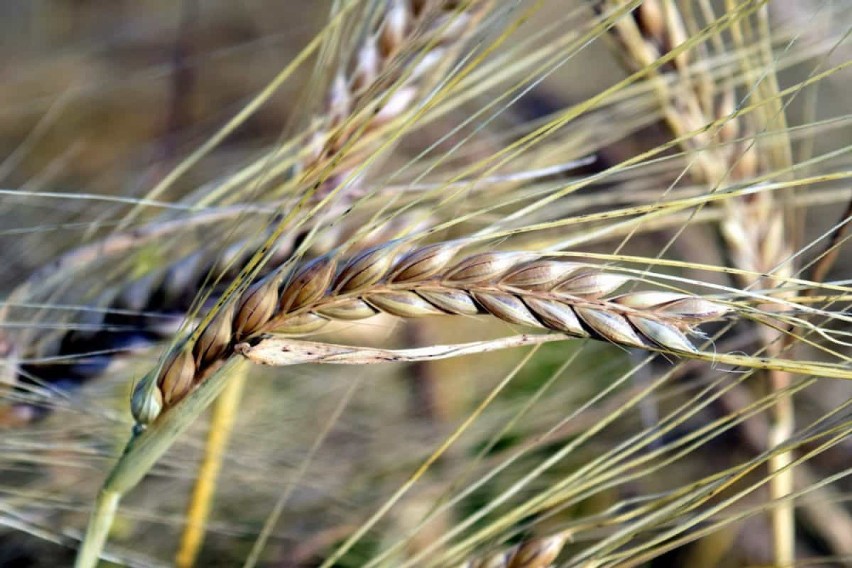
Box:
767 367 795 567
176 366 248 568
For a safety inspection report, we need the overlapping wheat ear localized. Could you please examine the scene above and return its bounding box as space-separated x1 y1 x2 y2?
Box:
1 211 416 424
68 3 500 565
602 0 792 280
295 0 491 200
602 1 808 564
2 0 489 422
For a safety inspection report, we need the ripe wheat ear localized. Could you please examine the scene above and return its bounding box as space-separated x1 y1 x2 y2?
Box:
130 240 734 425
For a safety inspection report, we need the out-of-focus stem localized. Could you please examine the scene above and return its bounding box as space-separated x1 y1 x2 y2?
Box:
176 365 248 568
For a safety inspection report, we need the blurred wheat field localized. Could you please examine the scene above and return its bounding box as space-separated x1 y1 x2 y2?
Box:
0 1 850 567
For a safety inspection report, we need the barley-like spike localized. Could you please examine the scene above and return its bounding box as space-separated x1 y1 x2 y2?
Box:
603 0 791 285
7 0 490 424
133 242 730 426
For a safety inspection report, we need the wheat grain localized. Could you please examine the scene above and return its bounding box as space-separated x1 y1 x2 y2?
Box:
458 532 569 568
131 241 730 425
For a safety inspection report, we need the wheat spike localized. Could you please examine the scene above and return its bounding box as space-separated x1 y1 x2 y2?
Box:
131 241 729 425
299 0 490 199
602 0 792 283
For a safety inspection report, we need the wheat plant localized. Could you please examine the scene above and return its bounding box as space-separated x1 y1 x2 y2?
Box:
1 1 850 567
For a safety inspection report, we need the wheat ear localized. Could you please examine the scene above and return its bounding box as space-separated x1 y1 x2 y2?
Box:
604 2 802 563
603 0 791 278
130 241 730 425
172 4 493 564
298 0 490 201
